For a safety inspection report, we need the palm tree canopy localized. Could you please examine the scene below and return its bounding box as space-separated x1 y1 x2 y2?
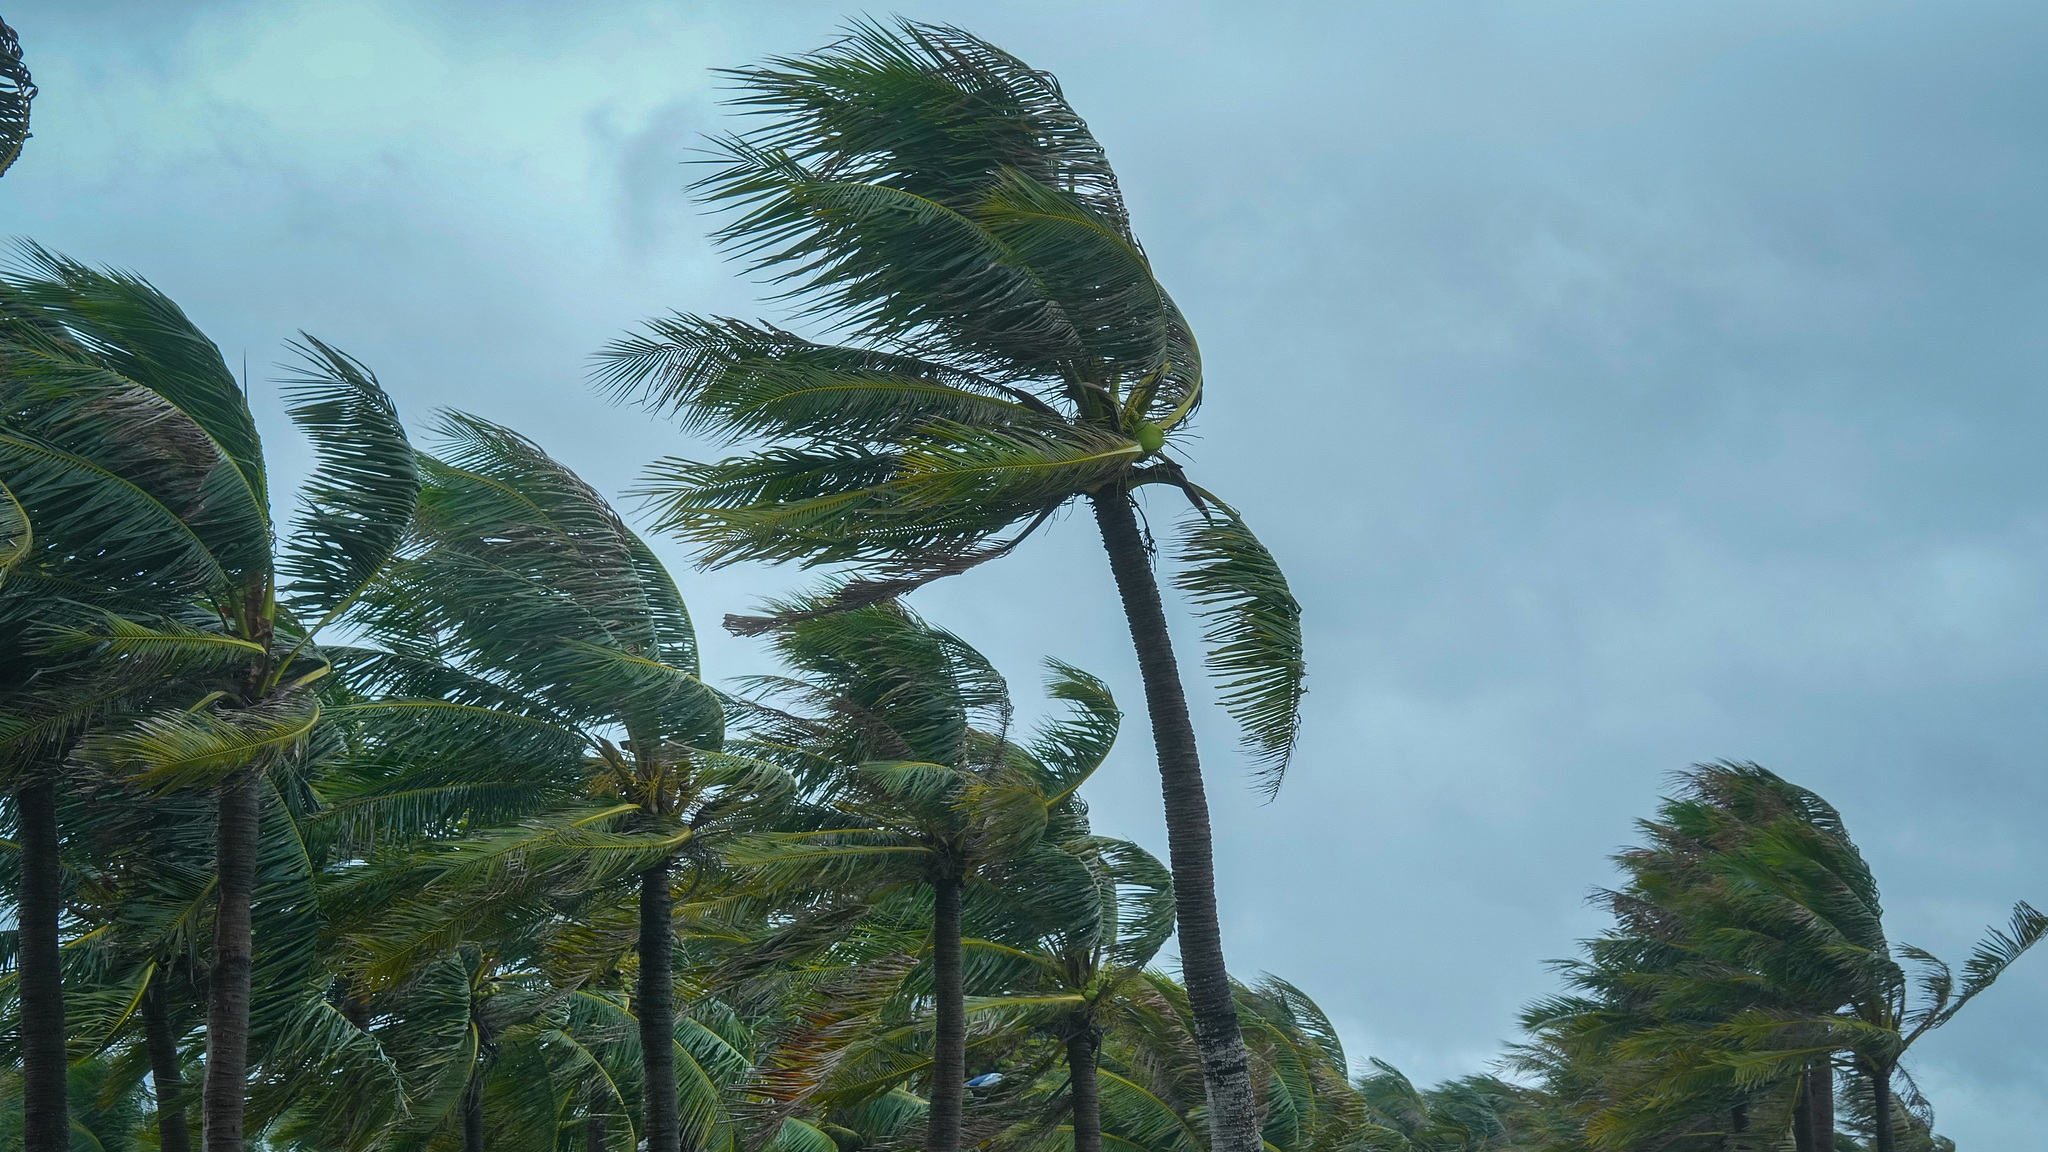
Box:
1518 761 2046 1150
594 19 1304 786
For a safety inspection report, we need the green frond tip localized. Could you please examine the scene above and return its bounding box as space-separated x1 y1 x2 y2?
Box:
1172 503 1304 794
280 334 420 627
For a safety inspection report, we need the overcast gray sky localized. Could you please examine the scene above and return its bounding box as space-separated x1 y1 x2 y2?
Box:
6 0 2046 1144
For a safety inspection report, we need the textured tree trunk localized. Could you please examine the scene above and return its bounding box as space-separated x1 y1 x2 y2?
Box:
926 874 967 1152
1092 491 1261 1152
16 776 69 1152
1869 1063 1896 1152
462 1067 486 1152
1792 1085 1815 1152
1067 1025 1102 1152
1808 1062 1835 1151
586 1105 608 1152
639 858 680 1152
145 977 194 1152
203 771 261 1152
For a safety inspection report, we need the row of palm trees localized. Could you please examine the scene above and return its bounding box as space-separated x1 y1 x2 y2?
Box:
0 231 1273 1152
1 18 1310 1152
3 16 2042 1152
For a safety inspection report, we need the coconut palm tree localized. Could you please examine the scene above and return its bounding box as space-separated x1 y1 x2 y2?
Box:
723 605 1117 1152
593 24 1305 1151
0 246 422 1152
334 412 793 1152
955 831 1174 1152
1520 763 2045 1152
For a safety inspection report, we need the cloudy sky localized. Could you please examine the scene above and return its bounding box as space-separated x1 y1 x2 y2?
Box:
6 0 2046 1143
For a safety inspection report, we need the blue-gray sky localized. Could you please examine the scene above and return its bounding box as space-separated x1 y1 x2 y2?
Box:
6 0 2046 1143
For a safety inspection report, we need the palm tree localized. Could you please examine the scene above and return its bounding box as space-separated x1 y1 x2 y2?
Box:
0 16 33 178
0 247 422 1152
958 829 1175 1152
594 24 1305 1151
726 604 1112 1152
335 412 791 1152
1520 763 2045 1152
1039 973 1361 1152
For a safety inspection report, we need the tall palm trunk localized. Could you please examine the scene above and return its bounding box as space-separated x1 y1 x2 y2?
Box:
16 775 68 1152
1091 490 1261 1152
1868 1062 1896 1152
144 977 194 1152
461 1068 486 1152
926 874 966 1152
1066 1025 1102 1152
1806 1062 1835 1151
586 1105 608 1152
203 771 261 1152
638 857 680 1152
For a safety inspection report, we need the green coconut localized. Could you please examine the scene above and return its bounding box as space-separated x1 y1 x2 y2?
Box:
1134 422 1166 453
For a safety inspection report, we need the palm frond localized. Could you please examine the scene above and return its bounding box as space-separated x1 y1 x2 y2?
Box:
79 692 321 791
1031 660 1120 806
594 314 1042 442
279 335 420 629
2 243 271 560
1172 503 1304 793
1939 900 2048 1026
890 422 1138 513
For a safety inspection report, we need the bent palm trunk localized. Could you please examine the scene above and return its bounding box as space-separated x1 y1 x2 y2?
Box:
1067 1025 1102 1152
1091 490 1261 1152
16 775 68 1152
927 875 967 1152
203 772 261 1152
639 858 680 1152
144 977 194 1152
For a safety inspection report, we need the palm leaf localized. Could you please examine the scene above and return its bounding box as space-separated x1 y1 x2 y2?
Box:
594 314 1040 442
2 244 271 562
79 693 321 791
279 335 420 628
890 422 1138 512
1032 660 1120 806
1172 503 1304 792
1939 900 2048 1025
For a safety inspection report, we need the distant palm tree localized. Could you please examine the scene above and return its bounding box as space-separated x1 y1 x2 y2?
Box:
595 25 1305 1152
730 604 1108 1152
336 414 791 1152
0 247 422 1152
1522 763 2046 1152
954 820 1176 1152
0 16 34 177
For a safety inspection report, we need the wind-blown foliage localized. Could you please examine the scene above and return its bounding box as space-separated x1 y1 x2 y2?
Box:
5 25 2039 1152
1517 762 2042 1152
0 245 423 1152
596 24 1304 1152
